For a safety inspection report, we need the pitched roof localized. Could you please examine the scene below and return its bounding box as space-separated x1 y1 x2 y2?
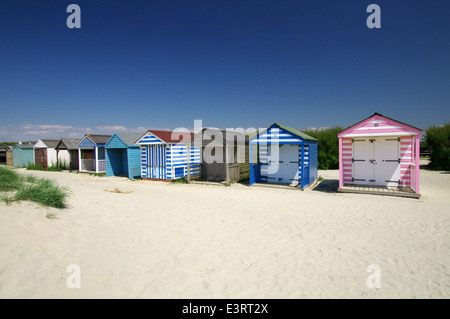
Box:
56 138 81 150
338 112 422 137
149 130 194 143
15 141 36 149
115 132 146 146
85 134 112 144
40 139 60 148
275 123 317 141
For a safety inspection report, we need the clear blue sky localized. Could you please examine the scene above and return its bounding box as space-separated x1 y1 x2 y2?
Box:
0 0 449 141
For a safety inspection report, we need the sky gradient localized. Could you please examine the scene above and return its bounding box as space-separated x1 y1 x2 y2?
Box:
0 0 449 141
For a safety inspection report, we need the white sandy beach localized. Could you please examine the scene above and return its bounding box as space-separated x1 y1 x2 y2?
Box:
0 167 449 298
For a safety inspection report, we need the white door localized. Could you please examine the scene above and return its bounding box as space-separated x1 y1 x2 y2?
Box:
267 145 299 185
352 137 400 186
352 139 375 184
376 137 400 186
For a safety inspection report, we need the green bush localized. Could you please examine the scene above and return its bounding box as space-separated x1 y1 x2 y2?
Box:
303 127 344 170
26 163 45 171
425 123 450 170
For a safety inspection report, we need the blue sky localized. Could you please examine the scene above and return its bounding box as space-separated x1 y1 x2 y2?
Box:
0 0 449 141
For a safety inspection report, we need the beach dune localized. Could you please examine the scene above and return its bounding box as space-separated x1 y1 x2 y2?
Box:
0 168 448 298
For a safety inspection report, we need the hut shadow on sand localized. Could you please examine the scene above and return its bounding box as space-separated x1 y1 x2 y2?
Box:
312 179 339 193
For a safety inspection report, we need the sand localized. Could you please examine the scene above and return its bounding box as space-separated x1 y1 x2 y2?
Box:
0 167 449 298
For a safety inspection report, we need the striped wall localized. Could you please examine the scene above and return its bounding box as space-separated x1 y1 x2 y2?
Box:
250 127 302 144
342 138 353 184
258 144 268 182
308 142 318 185
141 144 200 180
399 136 413 187
138 134 164 145
341 119 419 137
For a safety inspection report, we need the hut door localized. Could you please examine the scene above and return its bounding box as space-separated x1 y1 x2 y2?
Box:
352 139 375 184
35 148 48 169
7 150 13 166
283 145 299 185
376 137 400 186
267 145 299 184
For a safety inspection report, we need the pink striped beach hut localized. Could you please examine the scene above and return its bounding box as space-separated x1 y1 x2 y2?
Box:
338 113 422 198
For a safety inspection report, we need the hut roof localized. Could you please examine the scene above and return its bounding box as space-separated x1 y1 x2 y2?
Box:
85 134 112 144
115 132 146 146
40 139 60 148
148 130 194 143
56 138 81 150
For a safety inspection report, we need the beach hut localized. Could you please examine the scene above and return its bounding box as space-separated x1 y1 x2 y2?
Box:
189 128 249 183
34 139 70 169
0 146 7 165
55 138 81 171
338 113 422 198
12 141 36 167
249 123 318 189
105 133 143 179
136 130 200 180
78 134 111 173
6 146 13 166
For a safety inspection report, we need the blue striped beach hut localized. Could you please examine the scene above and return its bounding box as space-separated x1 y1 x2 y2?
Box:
249 123 318 189
136 130 200 180
105 133 143 179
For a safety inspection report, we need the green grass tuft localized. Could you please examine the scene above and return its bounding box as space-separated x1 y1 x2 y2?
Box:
26 163 46 171
0 166 22 191
171 178 188 184
0 166 70 209
14 178 70 209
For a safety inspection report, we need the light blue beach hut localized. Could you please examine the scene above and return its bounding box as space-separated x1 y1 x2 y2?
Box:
12 142 36 167
105 133 143 179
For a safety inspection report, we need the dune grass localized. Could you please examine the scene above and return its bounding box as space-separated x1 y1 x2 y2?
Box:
0 165 22 191
0 166 70 209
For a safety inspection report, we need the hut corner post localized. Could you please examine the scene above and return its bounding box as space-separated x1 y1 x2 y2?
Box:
187 144 191 183
415 135 420 194
225 146 230 185
338 138 343 189
78 148 82 172
300 144 305 189
95 147 99 173
249 143 254 185
56 149 60 170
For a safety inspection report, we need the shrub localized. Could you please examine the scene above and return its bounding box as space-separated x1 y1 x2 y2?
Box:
425 123 450 170
26 163 45 171
303 127 344 170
